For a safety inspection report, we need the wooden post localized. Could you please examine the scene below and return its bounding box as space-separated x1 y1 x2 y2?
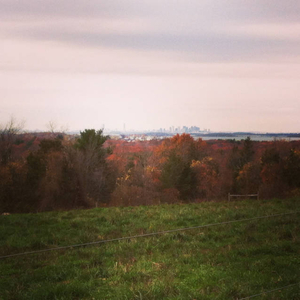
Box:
227 193 259 201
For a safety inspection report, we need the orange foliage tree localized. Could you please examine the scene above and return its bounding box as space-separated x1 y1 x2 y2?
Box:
156 134 207 201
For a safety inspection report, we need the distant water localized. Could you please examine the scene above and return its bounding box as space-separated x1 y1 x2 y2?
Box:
196 135 300 142
108 132 300 142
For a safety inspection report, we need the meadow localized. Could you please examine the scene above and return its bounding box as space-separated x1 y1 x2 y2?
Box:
0 198 300 299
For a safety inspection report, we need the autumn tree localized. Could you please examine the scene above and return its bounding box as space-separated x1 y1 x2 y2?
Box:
228 137 256 193
260 144 287 198
0 118 28 212
0 117 24 165
158 134 206 201
240 137 255 165
191 157 220 199
66 129 113 207
110 141 160 206
0 160 27 213
236 162 261 195
25 138 64 211
283 149 300 191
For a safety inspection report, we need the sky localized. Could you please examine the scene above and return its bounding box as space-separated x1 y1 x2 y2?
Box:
1 0 300 132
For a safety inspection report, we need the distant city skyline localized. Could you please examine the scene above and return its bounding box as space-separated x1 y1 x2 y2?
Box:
107 124 205 133
1 1 300 133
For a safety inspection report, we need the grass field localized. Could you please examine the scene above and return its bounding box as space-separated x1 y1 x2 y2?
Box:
0 198 300 300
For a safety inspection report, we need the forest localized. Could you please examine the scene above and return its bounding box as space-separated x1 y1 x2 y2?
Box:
1 121 300 213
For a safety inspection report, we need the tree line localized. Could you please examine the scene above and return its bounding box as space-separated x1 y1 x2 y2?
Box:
1 121 300 213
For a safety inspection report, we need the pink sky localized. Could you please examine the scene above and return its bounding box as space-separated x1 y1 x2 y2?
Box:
1 0 300 132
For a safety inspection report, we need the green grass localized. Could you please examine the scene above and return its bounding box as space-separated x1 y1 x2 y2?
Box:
0 198 300 299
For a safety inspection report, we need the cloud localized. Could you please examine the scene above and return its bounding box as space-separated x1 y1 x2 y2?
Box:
2 16 300 65
1 0 300 21
19 30 300 63
224 23 300 41
1 0 300 73
0 1 114 18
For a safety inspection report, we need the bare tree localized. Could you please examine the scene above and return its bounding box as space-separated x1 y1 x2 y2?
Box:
46 120 69 135
46 120 57 134
0 117 25 165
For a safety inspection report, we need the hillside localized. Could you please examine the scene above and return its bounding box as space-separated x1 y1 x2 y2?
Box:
1 198 300 299
3 130 300 213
